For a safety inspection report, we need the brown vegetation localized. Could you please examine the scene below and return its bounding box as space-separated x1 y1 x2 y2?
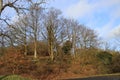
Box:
0 0 120 80
0 46 119 79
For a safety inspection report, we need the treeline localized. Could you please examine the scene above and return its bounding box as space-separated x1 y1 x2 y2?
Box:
0 2 98 60
0 0 120 79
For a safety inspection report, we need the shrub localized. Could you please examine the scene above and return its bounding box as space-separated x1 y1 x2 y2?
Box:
27 41 49 56
96 51 112 65
0 48 37 75
62 40 72 54
78 49 99 65
95 51 113 74
110 54 120 73
31 62 60 80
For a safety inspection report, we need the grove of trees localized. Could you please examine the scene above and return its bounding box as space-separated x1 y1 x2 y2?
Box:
0 0 99 59
0 0 120 79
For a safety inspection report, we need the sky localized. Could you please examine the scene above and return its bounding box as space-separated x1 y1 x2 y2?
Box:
1 0 120 50
48 0 120 41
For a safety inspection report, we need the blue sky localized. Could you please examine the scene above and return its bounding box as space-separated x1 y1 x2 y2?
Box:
1 0 120 50
48 0 120 41
2 0 120 40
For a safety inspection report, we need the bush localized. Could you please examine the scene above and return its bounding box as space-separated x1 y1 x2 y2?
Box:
96 51 112 65
27 41 49 56
78 49 99 65
0 48 37 75
31 61 60 80
110 54 120 73
62 40 72 54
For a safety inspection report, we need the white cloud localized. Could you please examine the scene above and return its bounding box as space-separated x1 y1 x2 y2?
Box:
65 0 120 19
65 0 95 18
95 22 113 39
110 7 120 21
109 25 120 38
63 0 120 40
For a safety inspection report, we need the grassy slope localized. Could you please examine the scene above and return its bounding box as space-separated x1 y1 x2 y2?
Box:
0 73 120 80
0 75 31 80
61 73 120 80
88 73 120 77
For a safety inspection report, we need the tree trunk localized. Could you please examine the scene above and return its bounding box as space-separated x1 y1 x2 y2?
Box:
48 38 54 61
24 28 27 56
47 25 54 61
72 28 76 57
34 36 37 58
24 44 27 55
50 43 54 61
0 0 3 13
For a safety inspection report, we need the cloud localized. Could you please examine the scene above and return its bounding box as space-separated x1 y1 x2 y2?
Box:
109 25 120 38
65 0 120 19
110 7 120 21
65 0 95 18
48 0 78 14
95 22 113 39
63 0 120 40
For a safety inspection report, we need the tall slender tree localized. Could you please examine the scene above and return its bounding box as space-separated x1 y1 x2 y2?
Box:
28 1 45 58
10 15 29 55
42 8 65 61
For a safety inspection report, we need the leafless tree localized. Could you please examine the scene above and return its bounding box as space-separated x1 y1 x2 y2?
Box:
42 8 65 61
76 25 98 49
27 1 45 58
63 18 79 56
0 0 18 14
9 15 29 55
0 0 32 15
0 25 15 55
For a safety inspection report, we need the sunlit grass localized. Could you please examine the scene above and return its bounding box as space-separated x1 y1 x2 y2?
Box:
81 73 120 78
0 75 31 80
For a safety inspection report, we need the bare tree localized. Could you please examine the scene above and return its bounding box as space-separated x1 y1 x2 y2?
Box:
0 0 27 15
9 15 29 55
42 8 65 61
76 25 98 49
63 18 79 56
0 0 39 15
63 19 99 57
27 1 45 58
0 0 48 58
0 25 15 55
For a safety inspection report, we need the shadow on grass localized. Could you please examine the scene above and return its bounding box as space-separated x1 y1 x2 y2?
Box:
0 75 9 80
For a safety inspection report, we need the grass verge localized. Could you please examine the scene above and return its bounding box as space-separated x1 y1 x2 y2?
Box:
0 75 31 80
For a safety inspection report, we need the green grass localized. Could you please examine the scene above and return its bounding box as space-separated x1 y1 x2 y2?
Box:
0 75 8 80
80 73 120 79
62 73 120 80
0 75 31 80
92 73 120 77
